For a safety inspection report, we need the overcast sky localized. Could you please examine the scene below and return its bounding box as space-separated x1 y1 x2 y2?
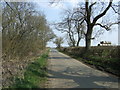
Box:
33 0 119 47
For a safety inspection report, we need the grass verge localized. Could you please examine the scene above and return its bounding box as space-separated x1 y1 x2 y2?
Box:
10 52 48 88
60 50 120 77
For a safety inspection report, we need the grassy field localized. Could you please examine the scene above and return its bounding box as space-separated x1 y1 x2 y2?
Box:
10 52 48 88
59 46 120 77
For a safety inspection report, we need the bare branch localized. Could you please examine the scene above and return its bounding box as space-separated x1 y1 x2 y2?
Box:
109 21 120 27
95 21 120 31
92 0 113 25
4 1 14 11
95 23 110 30
111 6 120 15
89 2 96 12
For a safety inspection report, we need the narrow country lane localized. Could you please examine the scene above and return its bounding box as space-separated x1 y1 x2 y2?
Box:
46 48 119 88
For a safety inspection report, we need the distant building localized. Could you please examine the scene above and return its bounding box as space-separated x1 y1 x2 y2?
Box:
98 41 111 46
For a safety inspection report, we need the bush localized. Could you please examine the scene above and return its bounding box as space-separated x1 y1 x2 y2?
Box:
59 46 120 76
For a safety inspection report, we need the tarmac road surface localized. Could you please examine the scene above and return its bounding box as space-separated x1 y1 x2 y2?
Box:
46 48 119 88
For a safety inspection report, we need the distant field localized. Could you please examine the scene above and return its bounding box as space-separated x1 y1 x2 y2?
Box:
59 46 120 77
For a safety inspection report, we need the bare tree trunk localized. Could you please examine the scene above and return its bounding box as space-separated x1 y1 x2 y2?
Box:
73 42 76 47
85 35 91 50
85 25 93 50
85 0 112 51
76 37 81 46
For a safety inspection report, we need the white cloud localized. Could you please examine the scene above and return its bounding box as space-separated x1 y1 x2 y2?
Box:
69 0 79 7
50 2 66 9
34 0 67 10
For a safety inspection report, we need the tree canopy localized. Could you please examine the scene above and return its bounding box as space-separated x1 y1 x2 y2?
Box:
2 2 55 59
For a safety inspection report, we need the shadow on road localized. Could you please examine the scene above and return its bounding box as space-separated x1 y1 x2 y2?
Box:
48 57 71 59
47 69 119 88
47 49 119 88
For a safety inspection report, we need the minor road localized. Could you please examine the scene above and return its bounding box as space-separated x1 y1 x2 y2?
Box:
46 48 119 88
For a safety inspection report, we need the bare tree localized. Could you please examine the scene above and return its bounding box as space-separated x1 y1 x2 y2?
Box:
75 0 119 50
53 37 64 48
55 8 85 47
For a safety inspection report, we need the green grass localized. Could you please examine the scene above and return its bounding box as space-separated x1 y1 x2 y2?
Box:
10 52 48 88
60 50 120 77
